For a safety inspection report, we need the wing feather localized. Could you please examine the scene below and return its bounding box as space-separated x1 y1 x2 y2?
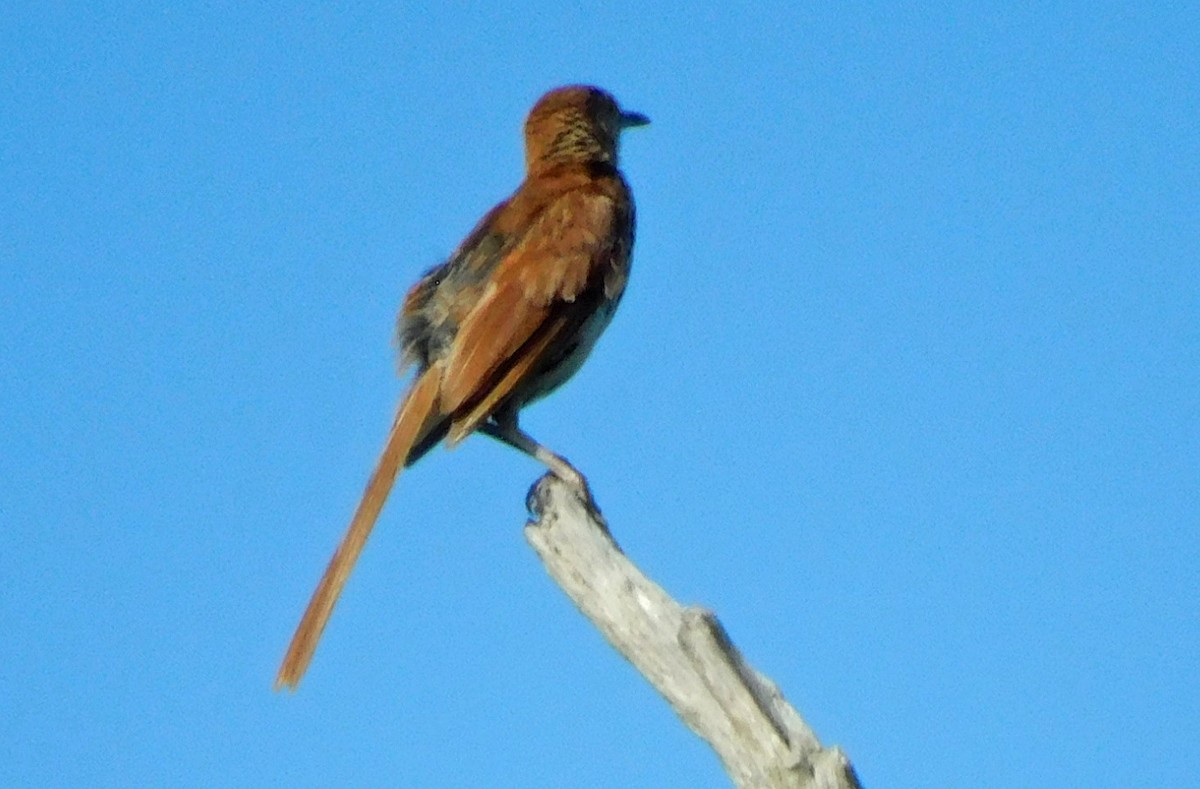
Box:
438 190 616 416
445 313 574 443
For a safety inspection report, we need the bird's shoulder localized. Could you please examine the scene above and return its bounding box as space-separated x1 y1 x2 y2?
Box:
397 162 631 371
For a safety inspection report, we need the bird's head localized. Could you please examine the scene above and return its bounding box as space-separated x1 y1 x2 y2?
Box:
523 85 649 173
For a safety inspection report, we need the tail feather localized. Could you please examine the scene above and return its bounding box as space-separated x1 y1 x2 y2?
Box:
275 369 441 690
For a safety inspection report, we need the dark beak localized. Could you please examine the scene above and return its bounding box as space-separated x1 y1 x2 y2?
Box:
620 110 651 128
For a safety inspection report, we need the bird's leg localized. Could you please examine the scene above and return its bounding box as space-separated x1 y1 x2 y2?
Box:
480 413 596 509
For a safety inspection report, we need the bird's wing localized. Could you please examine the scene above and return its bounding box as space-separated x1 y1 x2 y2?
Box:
444 312 580 444
437 188 618 422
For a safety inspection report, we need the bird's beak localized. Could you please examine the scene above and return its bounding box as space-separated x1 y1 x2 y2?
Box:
620 110 651 129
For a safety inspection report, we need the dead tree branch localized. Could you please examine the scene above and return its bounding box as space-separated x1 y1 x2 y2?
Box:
523 475 862 789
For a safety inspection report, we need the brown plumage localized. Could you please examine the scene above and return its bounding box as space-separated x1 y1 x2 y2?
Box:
275 85 648 690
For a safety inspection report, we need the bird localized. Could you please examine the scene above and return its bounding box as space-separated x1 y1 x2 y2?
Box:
275 85 649 690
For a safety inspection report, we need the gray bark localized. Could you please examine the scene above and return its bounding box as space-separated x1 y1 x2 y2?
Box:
523 475 863 789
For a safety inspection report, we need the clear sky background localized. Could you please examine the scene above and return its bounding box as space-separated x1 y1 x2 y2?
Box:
3 4 1197 787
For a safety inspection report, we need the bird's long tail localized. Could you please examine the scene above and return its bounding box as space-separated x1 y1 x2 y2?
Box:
275 369 441 690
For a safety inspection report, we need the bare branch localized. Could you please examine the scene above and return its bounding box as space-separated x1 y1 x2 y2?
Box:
524 475 862 789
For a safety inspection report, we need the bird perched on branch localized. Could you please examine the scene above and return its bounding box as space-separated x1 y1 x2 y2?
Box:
276 85 649 690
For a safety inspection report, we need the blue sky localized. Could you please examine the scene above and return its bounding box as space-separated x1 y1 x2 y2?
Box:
3 3 1197 787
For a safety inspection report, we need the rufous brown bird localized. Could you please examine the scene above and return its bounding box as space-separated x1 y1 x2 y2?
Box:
275 85 649 690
